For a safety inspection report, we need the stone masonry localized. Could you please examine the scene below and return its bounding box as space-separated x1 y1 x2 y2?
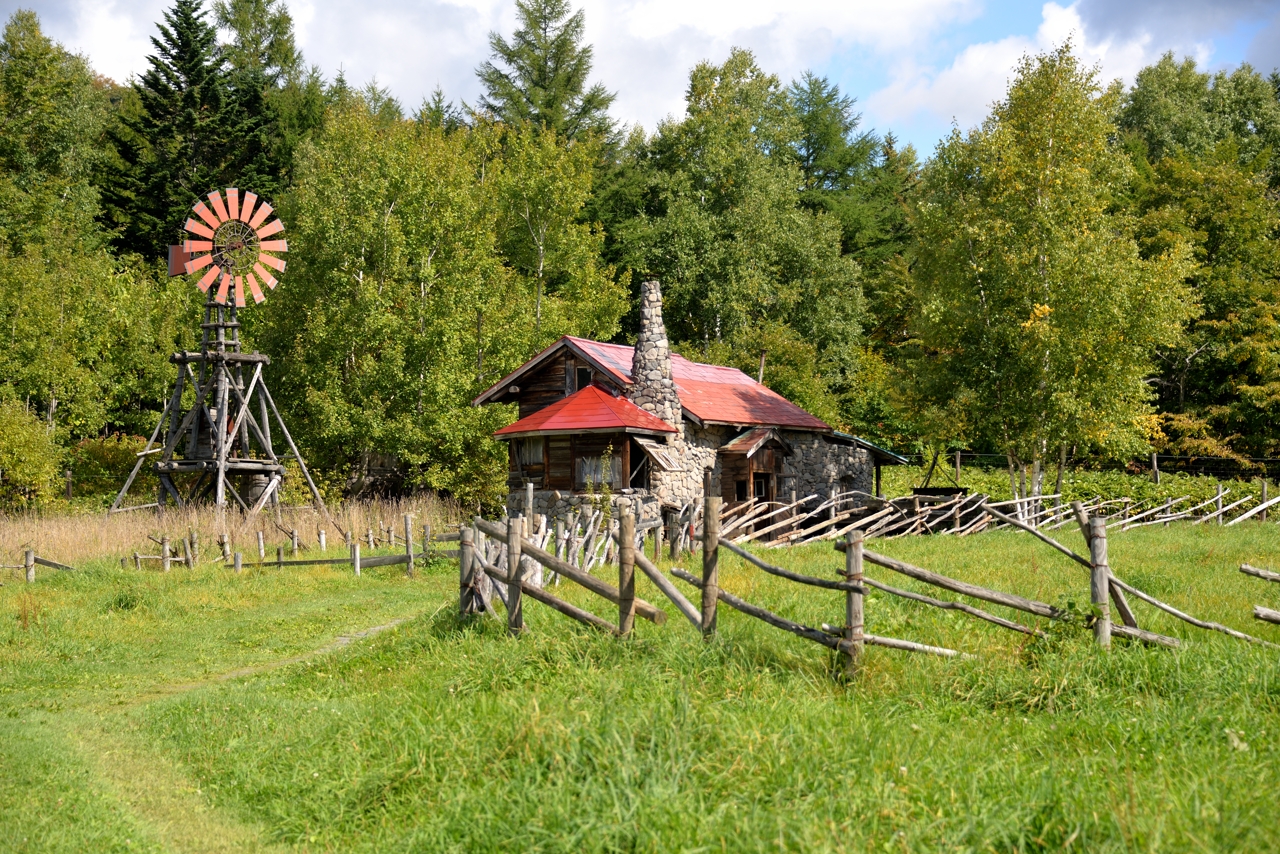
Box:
627 280 683 429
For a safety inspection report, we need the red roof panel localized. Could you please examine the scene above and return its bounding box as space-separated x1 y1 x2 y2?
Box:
494 383 677 437
566 337 830 431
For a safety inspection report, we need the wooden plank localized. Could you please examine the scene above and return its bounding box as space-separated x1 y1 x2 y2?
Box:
34 557 77 572
1110 576 1280 649
983 504 1091 569
860 576 1044 637
836 541 1065 620
474 517 666 625
720 539 864 592
1241 563 1280 583
1254 606 1280 626
619 511 636 636
479 555 617 635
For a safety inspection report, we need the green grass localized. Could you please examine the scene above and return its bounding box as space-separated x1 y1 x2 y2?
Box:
3 525 1280 851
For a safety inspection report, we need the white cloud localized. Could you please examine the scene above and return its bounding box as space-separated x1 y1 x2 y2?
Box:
865 2 1206 139
14 0 978 128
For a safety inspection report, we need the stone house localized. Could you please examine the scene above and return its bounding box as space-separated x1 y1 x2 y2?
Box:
473 280 905 525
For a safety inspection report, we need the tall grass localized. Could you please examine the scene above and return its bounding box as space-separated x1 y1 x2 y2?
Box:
0 495 462 571
3 518 1279 851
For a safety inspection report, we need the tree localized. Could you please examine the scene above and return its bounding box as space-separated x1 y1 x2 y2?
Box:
1119 54 1280 186
212 0 299 83
619 49 864 427
476 0 614 140
1133 143 1280 457
0 11 191 444
105 0 232 257
493 122 625 336
255 97 625 505
910 44 1196 499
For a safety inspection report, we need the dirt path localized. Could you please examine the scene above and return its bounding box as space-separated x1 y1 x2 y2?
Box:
66 612 425 853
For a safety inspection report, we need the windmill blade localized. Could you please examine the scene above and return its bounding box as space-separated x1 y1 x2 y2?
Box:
253 262 278 289
208 190 230 223
183 240 213 253
216 271 232 304
240 192 258 223
233 275 247 307
184 253 214 275
246 271 266 303
255 218 284 238
197 265 221 293
248 201 273 230
260 240 288 253
184 217 215 239
226 188 240 221
192 202 220 230
258 253 286 273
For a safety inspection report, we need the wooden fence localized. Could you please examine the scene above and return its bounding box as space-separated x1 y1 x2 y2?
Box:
455 488 1280 677
715 484 1279 548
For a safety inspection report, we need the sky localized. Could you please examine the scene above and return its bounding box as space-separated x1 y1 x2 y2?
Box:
8 0 1280 155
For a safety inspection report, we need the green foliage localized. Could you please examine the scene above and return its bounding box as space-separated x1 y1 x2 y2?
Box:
476 0 615 140
67 434 152 504
620 49 865 430
256 101 625 508
910 45 1196 479
1119 54 1280 186
0 397 61 507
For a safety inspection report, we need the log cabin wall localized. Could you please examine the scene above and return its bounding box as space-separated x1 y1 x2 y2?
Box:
515 353 624 419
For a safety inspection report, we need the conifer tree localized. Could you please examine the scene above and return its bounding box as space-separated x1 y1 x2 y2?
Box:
105 0 230 257
476 0 614 140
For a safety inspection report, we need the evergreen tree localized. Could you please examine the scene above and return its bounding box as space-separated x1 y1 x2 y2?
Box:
476 0 614 140
105 0 230 257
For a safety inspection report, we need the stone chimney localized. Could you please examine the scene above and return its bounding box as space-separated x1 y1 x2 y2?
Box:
628 280 683 429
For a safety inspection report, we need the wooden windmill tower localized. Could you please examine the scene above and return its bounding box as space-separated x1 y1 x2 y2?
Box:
111 188 326 518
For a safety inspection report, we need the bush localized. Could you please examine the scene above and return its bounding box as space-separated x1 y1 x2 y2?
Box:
0 398 61 508
67 433 151 503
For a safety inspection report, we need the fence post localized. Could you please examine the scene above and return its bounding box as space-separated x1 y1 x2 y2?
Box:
525 483 535 521
352 542 361 577
1263 479 1270 523
256 531 265 559
291 529 299 556
219 534 230 562
277 546 284 568
1151 452 1160 484
318 528 327 554
653 515 662 562
507 516 524 635
619 509 636 636
1088 517 1111 650
182 536 192 568
234 552 242 574
161 537 171 572
1162 497 1172 527
65 469 73 500
955 451 962 485
1216 483 1224 525
366 528 374 549
189 527 199 564
842 530 864 676
403 514 415 578
701 473 721 639
24 549 35 583
669 512 680 560
133 552 141 571
459 526 475 614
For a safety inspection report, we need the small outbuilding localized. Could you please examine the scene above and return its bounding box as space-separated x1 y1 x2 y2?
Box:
473 280 906 525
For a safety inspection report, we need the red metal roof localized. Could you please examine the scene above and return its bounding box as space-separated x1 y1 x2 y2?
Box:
493 383 677 438
567 337 831 431
475 336 831 432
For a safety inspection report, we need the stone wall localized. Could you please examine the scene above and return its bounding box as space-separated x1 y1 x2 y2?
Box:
627 280 683 428
779 432 874 505
505 488 662 527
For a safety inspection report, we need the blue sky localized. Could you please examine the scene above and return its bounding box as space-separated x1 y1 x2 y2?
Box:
9 0 1280 157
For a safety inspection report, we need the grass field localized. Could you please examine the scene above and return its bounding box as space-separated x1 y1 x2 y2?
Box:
3 517 1280 852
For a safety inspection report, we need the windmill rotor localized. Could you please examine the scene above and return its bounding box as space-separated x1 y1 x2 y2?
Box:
181 187 288 306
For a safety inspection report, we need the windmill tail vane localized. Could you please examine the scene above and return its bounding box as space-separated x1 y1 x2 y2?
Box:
167 187 288 306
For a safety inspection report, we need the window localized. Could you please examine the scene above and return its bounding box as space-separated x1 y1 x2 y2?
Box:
516 438 544 468
576 453 622 489
576 366 592 390
735 481 748 502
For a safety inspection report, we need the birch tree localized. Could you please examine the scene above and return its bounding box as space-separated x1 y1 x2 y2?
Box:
910 44 1196 500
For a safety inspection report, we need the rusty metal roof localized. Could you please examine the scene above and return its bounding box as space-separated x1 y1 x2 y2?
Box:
493 383 677 439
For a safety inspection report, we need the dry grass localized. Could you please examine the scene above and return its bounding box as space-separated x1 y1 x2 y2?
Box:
0 495 464 571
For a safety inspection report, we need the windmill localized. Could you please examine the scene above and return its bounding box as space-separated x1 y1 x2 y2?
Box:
110 188 326 518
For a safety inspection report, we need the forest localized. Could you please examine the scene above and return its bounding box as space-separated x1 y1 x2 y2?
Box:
1 0 1278 510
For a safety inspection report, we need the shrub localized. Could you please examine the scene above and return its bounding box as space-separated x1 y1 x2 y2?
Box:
0 397 61 508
